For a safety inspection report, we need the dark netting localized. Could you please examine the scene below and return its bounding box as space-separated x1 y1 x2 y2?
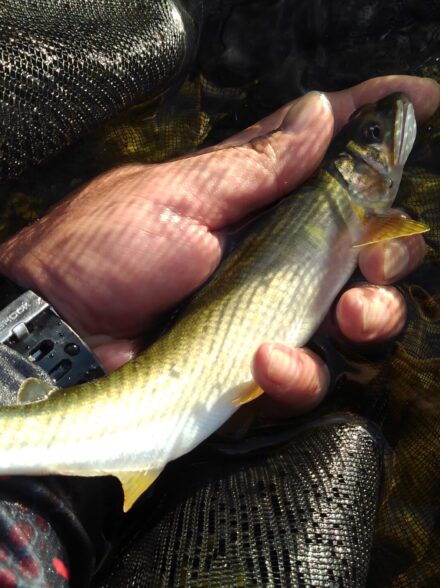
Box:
0 0 199 181
0 1 439 587
95 418 383 587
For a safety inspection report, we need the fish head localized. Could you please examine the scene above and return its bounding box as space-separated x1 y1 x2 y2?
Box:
327 92 417 216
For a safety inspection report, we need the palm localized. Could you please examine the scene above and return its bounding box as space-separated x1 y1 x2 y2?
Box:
31 164 224 338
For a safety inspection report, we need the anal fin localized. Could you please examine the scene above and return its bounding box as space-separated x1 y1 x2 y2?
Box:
353 213 429 248
116 469 163 512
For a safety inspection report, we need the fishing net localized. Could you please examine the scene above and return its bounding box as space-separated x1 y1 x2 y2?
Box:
0 0 439 587
93 418 384 587
0 0 200 183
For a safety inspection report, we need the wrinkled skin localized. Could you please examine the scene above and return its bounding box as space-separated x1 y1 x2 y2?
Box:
0 75 437 418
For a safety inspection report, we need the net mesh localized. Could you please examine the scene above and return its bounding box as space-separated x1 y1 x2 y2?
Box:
0 1 439 586
0 0 196 182
95 419 383 587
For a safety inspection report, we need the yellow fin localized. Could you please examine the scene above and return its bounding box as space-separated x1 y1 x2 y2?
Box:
232 381 264 407
17 378 57 404
116 469 162 512
353 214 430 248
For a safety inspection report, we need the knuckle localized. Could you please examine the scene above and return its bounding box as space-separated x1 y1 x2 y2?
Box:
242 132 280 175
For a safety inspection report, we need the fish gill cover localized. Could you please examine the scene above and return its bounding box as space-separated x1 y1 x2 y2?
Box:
0 0 439 586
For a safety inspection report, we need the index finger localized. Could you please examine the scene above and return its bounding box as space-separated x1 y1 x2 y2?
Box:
221 75 440 147
328 75 440 133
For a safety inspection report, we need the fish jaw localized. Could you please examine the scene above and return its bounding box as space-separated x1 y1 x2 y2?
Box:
330 92 417 216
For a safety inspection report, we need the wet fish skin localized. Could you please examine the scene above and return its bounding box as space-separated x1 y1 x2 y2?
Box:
0 93 422 510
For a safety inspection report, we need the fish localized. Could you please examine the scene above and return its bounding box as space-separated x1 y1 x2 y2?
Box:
0 92 428 511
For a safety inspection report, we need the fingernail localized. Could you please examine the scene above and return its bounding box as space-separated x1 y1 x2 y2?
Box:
281 91 330 134
361 290 388 334
383 240 410 281
266 344 296 389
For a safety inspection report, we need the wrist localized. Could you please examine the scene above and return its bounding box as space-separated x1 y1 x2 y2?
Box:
0 271 105 386
0 233 86 336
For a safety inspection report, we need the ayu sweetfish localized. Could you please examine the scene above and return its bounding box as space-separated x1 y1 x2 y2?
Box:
0 92 428 511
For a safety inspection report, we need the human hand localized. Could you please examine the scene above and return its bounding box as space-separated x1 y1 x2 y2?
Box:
0 75 438 417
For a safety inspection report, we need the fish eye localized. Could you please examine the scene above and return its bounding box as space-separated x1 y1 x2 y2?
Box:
362 122 382 143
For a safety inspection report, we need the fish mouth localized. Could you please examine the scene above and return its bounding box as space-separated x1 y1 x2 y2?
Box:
386 92 417 168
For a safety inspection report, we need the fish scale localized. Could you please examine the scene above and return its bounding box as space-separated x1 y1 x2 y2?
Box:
0 93 427 511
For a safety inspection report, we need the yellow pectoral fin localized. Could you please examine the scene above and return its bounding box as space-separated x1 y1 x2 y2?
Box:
353 214 430 248
117 468 163 512
232 381 264 407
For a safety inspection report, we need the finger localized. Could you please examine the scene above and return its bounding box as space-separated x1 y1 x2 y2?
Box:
335 285 407 343
93 342 138 372
88 335 141 372
358 234 426 284
218 75 440 148
252 343 330 415
158 76 439 229
328 75 440 132
156 91 334 229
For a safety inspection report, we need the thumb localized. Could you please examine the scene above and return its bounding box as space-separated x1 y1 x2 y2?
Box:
160 91 334 229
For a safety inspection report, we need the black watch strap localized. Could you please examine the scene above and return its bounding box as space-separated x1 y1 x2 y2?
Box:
0 278 105 387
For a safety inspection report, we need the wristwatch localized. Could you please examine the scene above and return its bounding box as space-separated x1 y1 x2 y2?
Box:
0 276 105 388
